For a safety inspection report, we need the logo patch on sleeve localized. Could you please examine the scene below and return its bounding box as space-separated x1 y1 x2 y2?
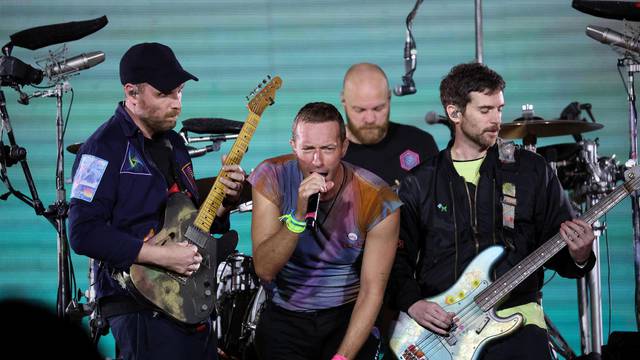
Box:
71 154 108 202
120 142 151 175
399 149 420 171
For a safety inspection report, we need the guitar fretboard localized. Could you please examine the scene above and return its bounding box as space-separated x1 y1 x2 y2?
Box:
193 111 261 232
475 173 639 311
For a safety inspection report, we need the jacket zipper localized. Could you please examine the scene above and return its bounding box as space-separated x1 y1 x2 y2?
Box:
449 181 459 280
464 181 480 255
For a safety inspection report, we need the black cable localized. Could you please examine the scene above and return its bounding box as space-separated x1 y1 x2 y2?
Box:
543 270 557 286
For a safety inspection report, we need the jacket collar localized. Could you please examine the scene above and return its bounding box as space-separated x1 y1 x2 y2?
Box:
115 102 142 138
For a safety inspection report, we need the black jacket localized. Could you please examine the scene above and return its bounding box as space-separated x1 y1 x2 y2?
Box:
388 144 596 312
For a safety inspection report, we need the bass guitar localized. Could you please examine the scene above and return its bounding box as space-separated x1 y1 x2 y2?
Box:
389 165 639 360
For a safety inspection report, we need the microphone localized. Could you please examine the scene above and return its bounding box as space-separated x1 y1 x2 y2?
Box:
425 111 455 140
586 25 640 54
305 192 320 230
394 31 417 96
425 111 447 125
188 145 217 158
181 118 244 135
44 51 105 79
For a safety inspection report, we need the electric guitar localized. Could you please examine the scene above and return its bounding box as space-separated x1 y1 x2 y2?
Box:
121 76 282 325
389 165 640 360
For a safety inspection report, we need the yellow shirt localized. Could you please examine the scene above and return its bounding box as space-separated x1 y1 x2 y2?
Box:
452 157 485 186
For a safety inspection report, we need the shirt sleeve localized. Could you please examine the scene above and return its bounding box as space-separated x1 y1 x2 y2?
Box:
68 147 143 270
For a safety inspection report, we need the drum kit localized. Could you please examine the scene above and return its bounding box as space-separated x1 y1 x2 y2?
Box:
499 103 624 206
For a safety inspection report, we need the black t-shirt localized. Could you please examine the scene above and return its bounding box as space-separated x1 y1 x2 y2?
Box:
144 136 176 188
343 122 439 186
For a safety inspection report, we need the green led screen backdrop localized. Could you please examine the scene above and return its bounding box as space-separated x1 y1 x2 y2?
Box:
1 0 637 357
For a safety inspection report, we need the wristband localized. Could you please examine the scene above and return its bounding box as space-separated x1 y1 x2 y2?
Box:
278 212 306 234
331 355 348 360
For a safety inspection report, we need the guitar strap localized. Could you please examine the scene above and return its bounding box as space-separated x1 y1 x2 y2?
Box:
497 139 519 252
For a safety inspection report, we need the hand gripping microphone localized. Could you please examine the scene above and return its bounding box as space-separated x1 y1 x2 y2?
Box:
305 193 320 230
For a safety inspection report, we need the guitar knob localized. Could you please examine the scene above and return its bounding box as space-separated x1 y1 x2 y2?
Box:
204 289 212 296
201 304 209 311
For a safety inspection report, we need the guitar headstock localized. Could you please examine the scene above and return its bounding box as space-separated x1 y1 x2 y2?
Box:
247 75 282 116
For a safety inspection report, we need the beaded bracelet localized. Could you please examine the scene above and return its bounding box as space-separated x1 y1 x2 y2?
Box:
278 212 306 234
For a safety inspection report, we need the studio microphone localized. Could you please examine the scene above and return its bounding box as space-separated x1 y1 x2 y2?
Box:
305 192 320 230
44 51 105 78
393 31 417 96
425 111 455 140
425 111 447 125
586 25 640 54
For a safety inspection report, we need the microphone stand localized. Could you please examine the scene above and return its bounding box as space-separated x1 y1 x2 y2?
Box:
620 57 640 330
0 82 77 321
475 0 483 63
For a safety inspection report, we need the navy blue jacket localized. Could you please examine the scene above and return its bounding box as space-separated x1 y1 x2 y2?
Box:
69 103 229 299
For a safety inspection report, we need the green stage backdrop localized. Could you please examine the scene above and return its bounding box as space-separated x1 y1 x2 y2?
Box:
0 0 637 357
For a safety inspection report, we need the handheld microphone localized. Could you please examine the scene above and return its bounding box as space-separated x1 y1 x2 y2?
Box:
44 51 105 79
586 25 640 54
305 193 320 230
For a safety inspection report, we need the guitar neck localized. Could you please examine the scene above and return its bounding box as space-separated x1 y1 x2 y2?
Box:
475 175 638 311
192 111 261 232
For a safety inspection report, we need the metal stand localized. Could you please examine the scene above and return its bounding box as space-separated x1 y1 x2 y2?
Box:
624 61 640 330
0 84 75 320
475 0 483 63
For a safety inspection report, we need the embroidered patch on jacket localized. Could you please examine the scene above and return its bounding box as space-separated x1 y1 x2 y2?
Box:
181 162 197 192
120 142 151 175
399 149 420 171
71 154 108 202
502 182 517 229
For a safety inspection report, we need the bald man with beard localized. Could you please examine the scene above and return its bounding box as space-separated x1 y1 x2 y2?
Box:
341 63 438 188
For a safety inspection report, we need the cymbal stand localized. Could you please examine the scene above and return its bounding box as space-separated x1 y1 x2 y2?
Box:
618 57 640 330
576 139 609 356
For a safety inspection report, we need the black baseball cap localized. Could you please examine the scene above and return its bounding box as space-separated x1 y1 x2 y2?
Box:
119 42 198 93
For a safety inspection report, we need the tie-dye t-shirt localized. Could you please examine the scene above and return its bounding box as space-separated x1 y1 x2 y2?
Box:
248 154 402 311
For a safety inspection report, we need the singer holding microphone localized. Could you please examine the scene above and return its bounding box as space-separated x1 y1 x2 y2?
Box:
248 102 401 360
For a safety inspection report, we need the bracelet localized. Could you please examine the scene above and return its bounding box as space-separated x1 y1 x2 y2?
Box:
278 212 306 234
331 355 348 360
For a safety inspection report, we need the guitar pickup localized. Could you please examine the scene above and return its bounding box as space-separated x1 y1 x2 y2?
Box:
475 316 490 334
445 333 457 346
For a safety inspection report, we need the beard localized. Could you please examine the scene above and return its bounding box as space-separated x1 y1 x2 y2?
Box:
461 121 499 150
346 115 389 145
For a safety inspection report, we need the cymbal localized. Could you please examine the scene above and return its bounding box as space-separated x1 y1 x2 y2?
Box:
195 177 252 208
499 119 603 139
66 142 83 155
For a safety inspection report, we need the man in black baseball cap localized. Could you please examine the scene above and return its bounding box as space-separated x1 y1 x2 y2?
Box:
120 42 198 93
68 42 246 360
